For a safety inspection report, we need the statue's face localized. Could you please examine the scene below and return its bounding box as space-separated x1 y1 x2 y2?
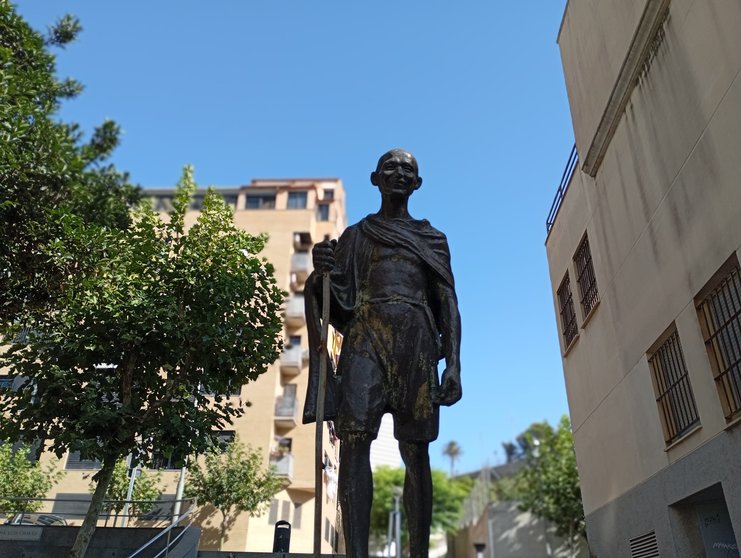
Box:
375 151 420 197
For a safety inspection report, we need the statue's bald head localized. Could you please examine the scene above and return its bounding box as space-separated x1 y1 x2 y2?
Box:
374 148 419 175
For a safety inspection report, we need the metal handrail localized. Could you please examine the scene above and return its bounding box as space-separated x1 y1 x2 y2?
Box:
0 496 193 525
546 144 579 235
127 503 196 558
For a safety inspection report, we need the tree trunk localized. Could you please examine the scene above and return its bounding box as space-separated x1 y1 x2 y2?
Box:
219 512 229 551
68 457 117 558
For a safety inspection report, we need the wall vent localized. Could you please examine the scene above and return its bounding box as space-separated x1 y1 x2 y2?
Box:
630 530 659 558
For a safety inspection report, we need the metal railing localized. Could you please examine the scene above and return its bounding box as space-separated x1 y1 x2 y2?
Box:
127 503 196 558
0 496 194 528
1 496 197 558
546 144 579 235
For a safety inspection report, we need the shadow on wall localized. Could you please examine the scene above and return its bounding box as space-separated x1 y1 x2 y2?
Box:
490 501 589 558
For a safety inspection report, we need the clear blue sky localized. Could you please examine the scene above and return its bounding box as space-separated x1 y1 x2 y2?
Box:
16 1 574 475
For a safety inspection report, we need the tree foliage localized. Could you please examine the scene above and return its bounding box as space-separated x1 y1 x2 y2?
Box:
0 442 64 516
88 460 162 521
186 438 281 549
370 466 472 550
513 416 586 542
0 3 139 328
0 168 285 556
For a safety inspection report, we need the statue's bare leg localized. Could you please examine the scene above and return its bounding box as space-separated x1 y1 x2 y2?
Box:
400 441 432 558
339 433 373 558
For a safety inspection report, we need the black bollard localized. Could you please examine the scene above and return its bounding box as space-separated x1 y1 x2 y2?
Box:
273 520 291 553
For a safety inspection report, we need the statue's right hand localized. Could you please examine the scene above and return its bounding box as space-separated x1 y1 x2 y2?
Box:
312 239 336 274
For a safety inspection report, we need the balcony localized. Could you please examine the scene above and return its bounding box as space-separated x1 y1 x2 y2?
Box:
284 294 305 328
546 144 579 237
293 231 313 251
270 452 294 480
274 395 298 428
279 346 306 376
290 252 312 289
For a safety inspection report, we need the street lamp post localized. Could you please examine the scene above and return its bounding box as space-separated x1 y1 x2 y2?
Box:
392 486 402 558
532 439 552 558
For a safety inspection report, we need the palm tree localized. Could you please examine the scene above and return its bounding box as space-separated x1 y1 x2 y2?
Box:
442 441 462 477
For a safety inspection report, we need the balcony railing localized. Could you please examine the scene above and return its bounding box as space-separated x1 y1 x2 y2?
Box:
274 395 298 428
546 144 579 235
270 453 294 479
279 346 305 376
284 294 305 328
290 252 312 288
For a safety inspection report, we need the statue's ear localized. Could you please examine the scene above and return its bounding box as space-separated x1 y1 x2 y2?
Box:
414 176 423 190
370 171 380 186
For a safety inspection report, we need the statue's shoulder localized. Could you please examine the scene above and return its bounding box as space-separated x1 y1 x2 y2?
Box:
415 218 448 241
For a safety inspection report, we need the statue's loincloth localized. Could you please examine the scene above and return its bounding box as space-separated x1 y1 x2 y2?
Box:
335 299 440 442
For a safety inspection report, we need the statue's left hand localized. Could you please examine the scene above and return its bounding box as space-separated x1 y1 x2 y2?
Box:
436 364 462 406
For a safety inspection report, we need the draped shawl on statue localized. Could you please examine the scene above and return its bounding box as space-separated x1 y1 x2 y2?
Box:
302 214 455 424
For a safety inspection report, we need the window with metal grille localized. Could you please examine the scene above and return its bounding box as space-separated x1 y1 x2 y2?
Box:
697 264 741 421
648 331 700 445
573 234 599 318
557 273 578 348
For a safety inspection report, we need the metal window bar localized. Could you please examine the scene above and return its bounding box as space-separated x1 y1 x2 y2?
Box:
546 144 579 234
649 331 700 444
557 273 578 347
574 235 599 318
698 266 741 420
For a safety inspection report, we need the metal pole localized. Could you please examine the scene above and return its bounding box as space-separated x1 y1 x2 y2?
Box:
172 466 187 524
392 486 402 558
313 269 331 558
121 458 138 528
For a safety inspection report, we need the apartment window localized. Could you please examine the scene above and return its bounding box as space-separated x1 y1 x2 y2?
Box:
649 330 700 444
222 194 238 209
323 188 334 200
245 194 276 209
288 335 301 348
0 376 14 390
213 430 235 451
268 500 279 525
557 273 578 348
697 264 741 421
151 449 185 470
293 502 302 529
66 451 101 470
573 234 599 318
189 195 205 210
317 203 330 222
153 196 173 212
287 191 308 209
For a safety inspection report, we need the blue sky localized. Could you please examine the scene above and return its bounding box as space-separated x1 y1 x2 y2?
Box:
16 1 574 475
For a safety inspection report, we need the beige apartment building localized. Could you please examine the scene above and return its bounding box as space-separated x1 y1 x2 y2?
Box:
546 0 741 556
38 178 348 552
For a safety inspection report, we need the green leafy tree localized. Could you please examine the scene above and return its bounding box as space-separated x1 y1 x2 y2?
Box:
186 438 282 549
514 416 586 552
0 4 139 329
0 168 285 557
370 466 472 551
88 459 162 524
0 442 65 516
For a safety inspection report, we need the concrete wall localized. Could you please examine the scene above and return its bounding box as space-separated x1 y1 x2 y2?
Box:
548 0 741 553
0 526 183 558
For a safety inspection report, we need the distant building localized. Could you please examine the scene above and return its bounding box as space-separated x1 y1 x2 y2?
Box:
546 0 741 555
32 178 348 553
447 464 587 558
